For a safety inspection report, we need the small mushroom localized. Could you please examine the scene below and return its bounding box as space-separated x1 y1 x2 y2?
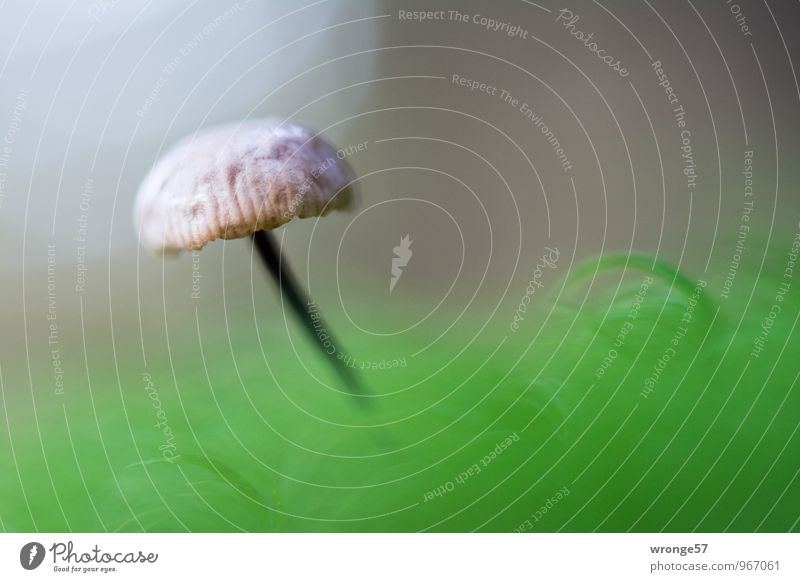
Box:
135 118 367 398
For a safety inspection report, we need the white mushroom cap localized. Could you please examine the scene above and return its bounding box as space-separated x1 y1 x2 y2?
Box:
135 118 357 254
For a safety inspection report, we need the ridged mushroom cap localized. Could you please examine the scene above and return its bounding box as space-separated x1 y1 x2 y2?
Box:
135 119 356 254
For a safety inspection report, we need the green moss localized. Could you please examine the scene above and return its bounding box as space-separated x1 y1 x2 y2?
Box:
2 246 798 532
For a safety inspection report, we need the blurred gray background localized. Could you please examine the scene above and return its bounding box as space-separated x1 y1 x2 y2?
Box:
1 0 799 396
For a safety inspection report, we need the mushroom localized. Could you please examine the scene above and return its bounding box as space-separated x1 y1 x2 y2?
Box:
135 118 367 398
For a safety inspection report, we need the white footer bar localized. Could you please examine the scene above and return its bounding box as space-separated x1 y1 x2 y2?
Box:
1 533 797 580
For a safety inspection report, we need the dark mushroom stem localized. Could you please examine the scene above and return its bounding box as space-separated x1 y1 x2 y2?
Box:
252 230 369 401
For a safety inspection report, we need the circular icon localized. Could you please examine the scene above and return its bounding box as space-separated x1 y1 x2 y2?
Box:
19 542 45 570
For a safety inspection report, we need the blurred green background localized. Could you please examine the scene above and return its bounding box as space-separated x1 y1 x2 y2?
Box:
1 0 799 532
